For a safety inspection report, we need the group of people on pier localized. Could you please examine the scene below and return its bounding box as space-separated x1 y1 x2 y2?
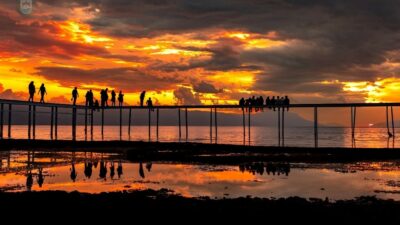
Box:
27 81 154 109
239 96 290 112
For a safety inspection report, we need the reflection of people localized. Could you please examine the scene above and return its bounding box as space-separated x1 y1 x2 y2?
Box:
84 161 93 179
146 162 152 172
26 170 33 191
117 160 123 178
70 162 77 182
139 162 145 179
37 167 44 188
110 161 115 179
99 160 107 180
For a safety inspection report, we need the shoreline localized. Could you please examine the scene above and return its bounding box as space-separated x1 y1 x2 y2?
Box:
1 139 400 163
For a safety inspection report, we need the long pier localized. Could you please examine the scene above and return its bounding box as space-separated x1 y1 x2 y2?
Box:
0 98 397 147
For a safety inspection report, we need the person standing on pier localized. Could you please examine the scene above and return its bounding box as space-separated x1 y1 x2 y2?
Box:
140 91 146 107
72 87 79 105
105 88 109 107
38 83 47 103
283 96 290 111
239 97 245 111
28 81 35 102
118 91 124 107
111 90 116 107
85 90 94 107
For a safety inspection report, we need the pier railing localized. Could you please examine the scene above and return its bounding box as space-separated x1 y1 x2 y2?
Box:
0 98 397 147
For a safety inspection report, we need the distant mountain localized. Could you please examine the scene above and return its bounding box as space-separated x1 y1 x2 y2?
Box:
4 105 314 127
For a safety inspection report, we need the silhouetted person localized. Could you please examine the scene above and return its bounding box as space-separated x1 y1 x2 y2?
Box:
259 96 264 111
140 91 146 107
38 83 47 103
118 91 124 107
104 88 109 107
266 96 271 108
26 170 33 191
84 161 93 179
146 162 152 172
111 90 116 107
239 97 245 111
110 161 115 179
70 162 77 182
271 96 276 111
28 81 35 102
37 167 44 188
85 90 94 107
139 162 145 179
283 96 290 111
72 87 79 105
117 160 123 178
146 97 154 111
94 99 100 111
101 88 109 107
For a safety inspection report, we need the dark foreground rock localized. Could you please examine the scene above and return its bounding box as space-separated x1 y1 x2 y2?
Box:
0 189 399 223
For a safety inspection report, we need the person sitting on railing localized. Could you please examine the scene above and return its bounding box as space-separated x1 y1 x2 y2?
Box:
28 81 35 102
71 87 79 106
118 91 124 107
239 97 245 111
38 83 47 103
94 99 100 111
111 90 116 107
283 96 290 111
146 97 154 111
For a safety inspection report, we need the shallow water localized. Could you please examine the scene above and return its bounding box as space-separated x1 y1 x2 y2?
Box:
5 125 400 148
1 150 400 200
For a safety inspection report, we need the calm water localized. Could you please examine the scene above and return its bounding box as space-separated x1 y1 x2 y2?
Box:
0 151 400 200
5 125 400 148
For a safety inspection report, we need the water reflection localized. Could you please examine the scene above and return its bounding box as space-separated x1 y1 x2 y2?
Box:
1 151 400 200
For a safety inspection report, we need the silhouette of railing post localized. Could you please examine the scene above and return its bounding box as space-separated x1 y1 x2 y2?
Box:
7 104 11 138
50 106 54 140
178 108 181 140
210 108 213 142
90 109 93 140
314 107 318 148
248 109 251 144
351 106 357 140
185 107 188 141
278 107 281 146
282 107 285 147
242 108 245 144
128 108 132 137
214 107 217 143
55 107 58 140
101 108 104 139
28 105 31 139
391 106 395 137
32 105 36 139
156 108 159 141
0 103 3 139
119 107 122 139
148 108 151 141
84 107 88 140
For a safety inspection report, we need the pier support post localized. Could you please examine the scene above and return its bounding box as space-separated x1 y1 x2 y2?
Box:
55 107 58 140
0 103 3 139
128 108 132 137
242 108 245 144
178 108 181 140
185 107 188 141
8 104 11 139
72 107 76 141
119 107 122 139
278 107 281 146
32 105 36 139
156 108 159 141
50 106 54 140
28 105 31 139
282 108 285 147
214 107 217 143
391 106 395 137
90 109 93 140
101 108 104 139
314 107 318 148
85 107 88 140
148 108 151 141
210 108 213 142
248 109 251 144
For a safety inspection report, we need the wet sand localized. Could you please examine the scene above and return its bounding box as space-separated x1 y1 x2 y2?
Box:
0 189 399 222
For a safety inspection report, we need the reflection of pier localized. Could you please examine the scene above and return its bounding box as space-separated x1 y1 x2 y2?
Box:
0 99 398 147
239 162 290 176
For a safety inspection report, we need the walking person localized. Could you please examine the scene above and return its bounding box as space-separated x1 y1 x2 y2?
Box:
38 83 47 103
28 81 35 102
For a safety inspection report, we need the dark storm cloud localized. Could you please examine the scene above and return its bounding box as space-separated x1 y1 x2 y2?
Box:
35 67 182 91
193 81 222 93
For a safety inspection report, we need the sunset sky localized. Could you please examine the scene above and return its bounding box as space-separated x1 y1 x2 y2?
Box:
1 0 400 125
